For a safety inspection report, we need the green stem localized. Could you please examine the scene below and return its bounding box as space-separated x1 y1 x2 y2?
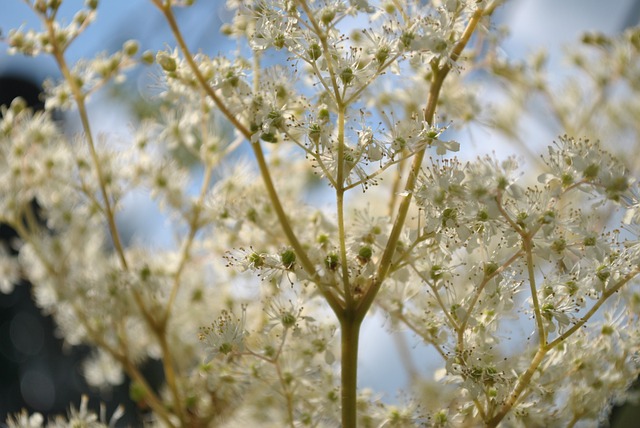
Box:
340 310 362 428
524 237 546 347
336 105 352 304
45 19 128 271
486 347 546 427
487 268 640 426
163 162 213 326
359 7 487 319
298 0 341 103
153 1 346 314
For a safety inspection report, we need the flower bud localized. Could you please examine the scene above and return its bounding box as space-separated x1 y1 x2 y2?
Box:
321 9 336 26
308 43 322 61
325 253 339 271
157 51 177 72
281 249 296 269
73 10 89 26
123 40 139 57
357 246 373 264
340 67 354 85
141 50 155 65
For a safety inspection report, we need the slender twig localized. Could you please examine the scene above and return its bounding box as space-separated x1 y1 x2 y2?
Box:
410 265 460 331
377 300 448 360
44 17 128 271
150 10 352 423
458 250 524 335
298 0 341 103
152 0 344 315
547 268 640 349
163 162 213 325
282 131 338 188
343 52 404 105
524 236 546 346
360 6 487 322
336 106 353 304
487 267 640 426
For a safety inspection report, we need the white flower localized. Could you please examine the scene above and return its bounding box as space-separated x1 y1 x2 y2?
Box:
199 306 248 360
0 250 21 294
82 350 125 389
5 410 44 428
263 296 314 332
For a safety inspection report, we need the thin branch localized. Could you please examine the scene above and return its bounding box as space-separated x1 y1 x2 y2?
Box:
359 6 487 322
151 1 344 315
44 17 128 271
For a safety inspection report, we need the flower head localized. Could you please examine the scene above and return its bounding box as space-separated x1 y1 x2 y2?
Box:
199 306 248 360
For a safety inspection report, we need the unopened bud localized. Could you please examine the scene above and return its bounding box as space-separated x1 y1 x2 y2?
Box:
157 52 177 72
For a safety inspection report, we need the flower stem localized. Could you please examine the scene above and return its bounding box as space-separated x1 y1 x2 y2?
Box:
340 309 362 428
486 346 547 427
524 236 546 347
45 18 128 271
360 7 487 319
153 1 345 314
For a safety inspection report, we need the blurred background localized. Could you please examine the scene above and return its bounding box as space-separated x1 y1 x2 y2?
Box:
1 0 640 426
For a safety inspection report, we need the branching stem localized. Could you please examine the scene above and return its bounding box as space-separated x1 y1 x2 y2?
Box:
361 6 486 322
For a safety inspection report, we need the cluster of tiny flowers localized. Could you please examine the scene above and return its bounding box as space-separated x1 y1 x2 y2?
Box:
374 137 640 425
5 396 123 428
43 41 141 110
213 0 473 192
3 0 640 426
7 0 97 56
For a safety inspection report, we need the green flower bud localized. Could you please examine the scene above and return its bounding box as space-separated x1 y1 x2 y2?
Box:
583 163 599 179
141 50 155 65
220 24 233 36
551 238 566 253
400 31 415 49
73 10 89 26
273 34 286 49
157 51 177 72
321 9 336 26
430 264 444 280
317 234 329 245
357 246 373 264
601 325 614 335
248 252 264 268
318 108 330 122
375 46 390 63
325 253 339 271
260 131 278 143
123 40 139 56
281 249 296 269
129 381 148 404
281 311 296 328
308 43 322 60
484 262 499 277
340 67 354 85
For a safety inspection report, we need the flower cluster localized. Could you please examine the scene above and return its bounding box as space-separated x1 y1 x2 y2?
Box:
2 0 640 427
5 395 123 428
